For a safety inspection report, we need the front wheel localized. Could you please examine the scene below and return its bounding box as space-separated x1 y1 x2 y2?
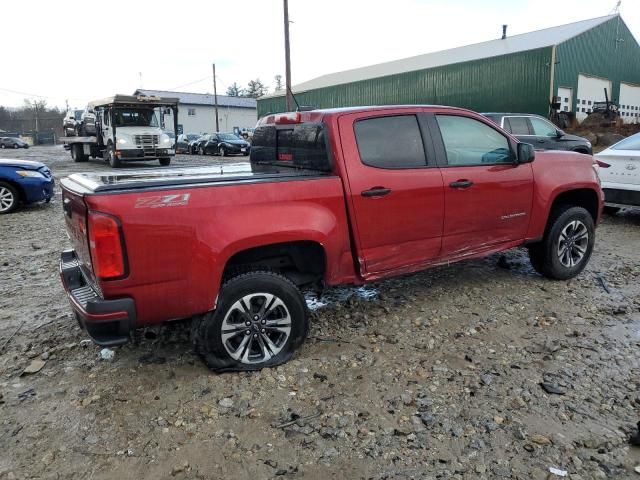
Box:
528 205 595 280
193 271 309 372
13 144 19 149
159 157 171 166
219 147 226 157
199 146 205 156
0 182 19 214
106 144 121 168
0 144 5 149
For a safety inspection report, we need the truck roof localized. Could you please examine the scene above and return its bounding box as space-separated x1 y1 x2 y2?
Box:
88 94 179 108
257 105 473 125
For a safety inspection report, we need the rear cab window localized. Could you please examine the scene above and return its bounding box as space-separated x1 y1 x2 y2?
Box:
354 115 427 169
250 123 331 171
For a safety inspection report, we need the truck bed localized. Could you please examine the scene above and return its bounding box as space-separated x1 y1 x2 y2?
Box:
61 162 333 194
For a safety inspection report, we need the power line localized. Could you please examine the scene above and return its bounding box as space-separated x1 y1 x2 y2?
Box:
166 75 212 91
0 86 48 98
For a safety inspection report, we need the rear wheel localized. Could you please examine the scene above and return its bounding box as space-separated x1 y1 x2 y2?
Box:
13 144 19 149
193 271 309 372
0 144 5 149
199 146 205 156
219 147 226 157
0 182 19 214
528 205 594 280
71 144 88 162
159 157 171 166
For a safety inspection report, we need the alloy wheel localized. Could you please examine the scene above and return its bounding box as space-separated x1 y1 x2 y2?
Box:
557 220 589 268
220 293 292 364
0 186 16 212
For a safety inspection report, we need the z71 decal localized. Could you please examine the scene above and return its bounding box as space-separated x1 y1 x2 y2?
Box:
135 194 191 209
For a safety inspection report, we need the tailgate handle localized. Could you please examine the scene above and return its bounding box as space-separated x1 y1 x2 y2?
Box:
63 197 72 218
361 187 391 197
449 180 474 189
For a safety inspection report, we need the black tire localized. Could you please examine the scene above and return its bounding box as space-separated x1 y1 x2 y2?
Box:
528 205 595 280
106 144 121 168
199 146 205 156
193 271 309 372
603 206 621 215
219 147 226 157
159 157 171 166
71 143 88 162
0 181 19 214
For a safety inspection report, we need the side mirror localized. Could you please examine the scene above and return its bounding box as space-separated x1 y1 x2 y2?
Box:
556 129 565 137
517 143 535 164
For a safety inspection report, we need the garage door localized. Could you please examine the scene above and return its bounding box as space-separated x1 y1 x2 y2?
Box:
619 82 640 124
576 74 612 123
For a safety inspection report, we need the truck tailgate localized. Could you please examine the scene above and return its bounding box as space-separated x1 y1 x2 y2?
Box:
61 182 94 284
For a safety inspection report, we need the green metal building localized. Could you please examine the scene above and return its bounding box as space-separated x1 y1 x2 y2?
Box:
258 15 640 124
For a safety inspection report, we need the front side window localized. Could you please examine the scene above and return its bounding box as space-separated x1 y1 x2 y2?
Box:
436 115 513 166
354 115 426 168
530 117 558 137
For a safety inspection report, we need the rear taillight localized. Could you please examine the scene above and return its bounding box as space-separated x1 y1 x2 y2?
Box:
87 211 126 280
595 160 611 168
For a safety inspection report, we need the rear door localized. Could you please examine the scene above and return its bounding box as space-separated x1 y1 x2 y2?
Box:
338 110 445 275
430 113 534 257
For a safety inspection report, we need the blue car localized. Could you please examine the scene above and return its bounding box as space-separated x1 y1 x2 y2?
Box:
0 159 54 214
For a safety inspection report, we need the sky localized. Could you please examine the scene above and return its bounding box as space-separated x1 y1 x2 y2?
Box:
0 0 637 110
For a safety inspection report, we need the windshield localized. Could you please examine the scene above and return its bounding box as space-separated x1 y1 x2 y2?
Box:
219 133 240 141
73 110 83 120
113 109 158 127
611 133 640 151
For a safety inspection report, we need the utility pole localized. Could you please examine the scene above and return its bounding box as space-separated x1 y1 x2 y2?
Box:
65 98 69 113
212 63 220 132
283 0 294 111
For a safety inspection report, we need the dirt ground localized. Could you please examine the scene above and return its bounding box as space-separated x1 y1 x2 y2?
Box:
1 146 639 480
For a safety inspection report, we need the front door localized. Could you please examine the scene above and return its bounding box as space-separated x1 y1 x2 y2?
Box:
338 110 445 276
430 113 534 257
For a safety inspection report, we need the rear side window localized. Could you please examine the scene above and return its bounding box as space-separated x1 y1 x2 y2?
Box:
354 115 426 168
611 134 640 151
504 117 531 135
250 123 330 171
436 115 513 166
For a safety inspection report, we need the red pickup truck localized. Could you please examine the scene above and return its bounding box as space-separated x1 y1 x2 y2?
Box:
59 106 604 371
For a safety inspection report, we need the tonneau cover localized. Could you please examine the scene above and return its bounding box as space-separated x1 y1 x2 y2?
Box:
61 163 329 194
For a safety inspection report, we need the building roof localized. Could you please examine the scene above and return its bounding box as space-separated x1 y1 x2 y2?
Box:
266 15 617 97
135 89 257 109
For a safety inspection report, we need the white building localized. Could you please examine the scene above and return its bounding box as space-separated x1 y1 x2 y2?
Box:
134 89 257 135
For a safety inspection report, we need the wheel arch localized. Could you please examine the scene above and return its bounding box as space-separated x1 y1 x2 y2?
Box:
548 188 600 228
0 179 25 202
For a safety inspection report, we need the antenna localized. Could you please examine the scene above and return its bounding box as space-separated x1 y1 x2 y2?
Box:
609 0 621 14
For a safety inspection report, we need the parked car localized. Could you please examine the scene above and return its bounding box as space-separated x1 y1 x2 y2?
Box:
63 109 84 136
0 159 54 214
59 105 602 371
176 133 201 154
482 113 592 154
0 137 29 149
194 132 251 156
594 131 640 212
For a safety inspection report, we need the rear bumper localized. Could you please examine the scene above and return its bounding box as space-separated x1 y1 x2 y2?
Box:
59 249 134 346
602 186 640 207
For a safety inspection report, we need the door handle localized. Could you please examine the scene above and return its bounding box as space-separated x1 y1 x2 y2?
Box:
361 187 391 197
449 180 474 189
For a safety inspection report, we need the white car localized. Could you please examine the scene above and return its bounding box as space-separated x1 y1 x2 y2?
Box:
595 132 640 212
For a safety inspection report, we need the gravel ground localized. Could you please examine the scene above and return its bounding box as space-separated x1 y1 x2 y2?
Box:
1 146 639 480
